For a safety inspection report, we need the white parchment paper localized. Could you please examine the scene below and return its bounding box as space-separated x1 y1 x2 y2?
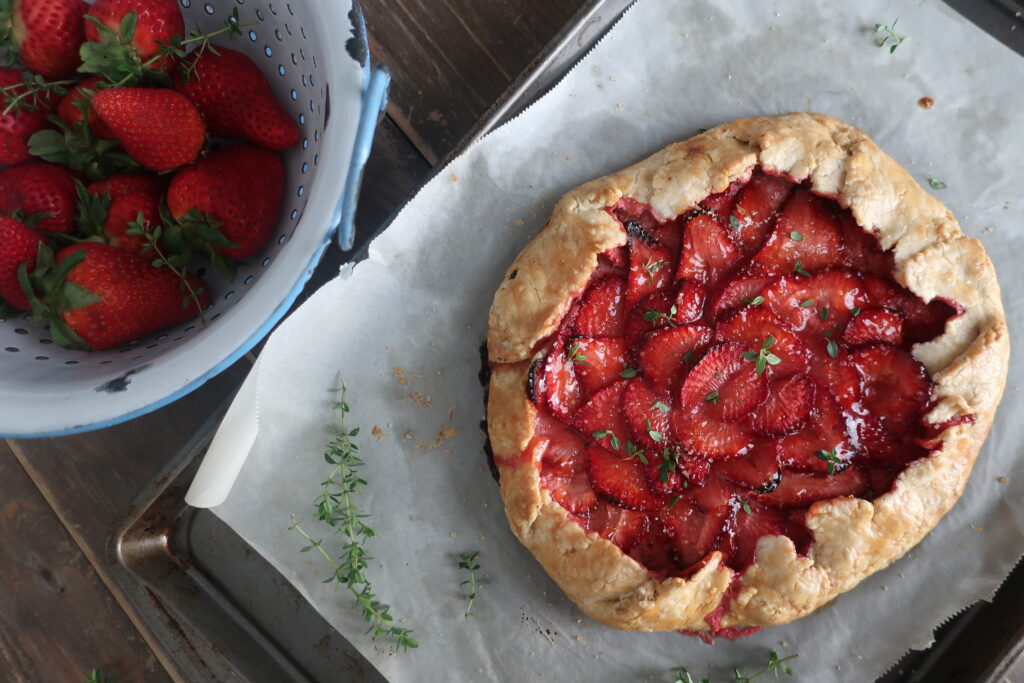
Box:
212 0 1024 680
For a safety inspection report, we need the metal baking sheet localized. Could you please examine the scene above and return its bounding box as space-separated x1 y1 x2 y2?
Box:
107 1 1024 680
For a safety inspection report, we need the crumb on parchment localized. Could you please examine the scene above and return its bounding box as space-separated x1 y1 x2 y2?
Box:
998 476 1010 483
371 425 389 441
409 392 432 407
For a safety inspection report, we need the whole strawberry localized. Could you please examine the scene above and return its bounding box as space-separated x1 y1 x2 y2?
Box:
57 76 116 140
0 162 78 234
25 242 210 350
91 87 206 172
0 67 56 164
0 216 43 310
88 172 166 200
0 0 87 78
83 0 184 74
82 173 166 254
175 46 299 151
167 143 284 259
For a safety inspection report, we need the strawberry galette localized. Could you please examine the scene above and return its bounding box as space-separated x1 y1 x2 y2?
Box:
486 113 1008 632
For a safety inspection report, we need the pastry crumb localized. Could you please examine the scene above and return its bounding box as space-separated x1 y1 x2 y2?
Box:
404 431 414 440
393 367 406 385
882 585 889 591
515 219 525 225
726 73 733 80
371 425 389 441
444 448 452 454
415 426 456 450
450 173 459 182
409 392 432 407
969 524 983 531
918 97 935 109
450 531 457 538
983 226 994 234
998 476 1010 483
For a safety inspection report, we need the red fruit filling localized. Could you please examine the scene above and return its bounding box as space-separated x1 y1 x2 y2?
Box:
520 168 960 581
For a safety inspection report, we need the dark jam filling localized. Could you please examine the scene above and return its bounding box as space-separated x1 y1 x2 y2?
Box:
524 167 961 580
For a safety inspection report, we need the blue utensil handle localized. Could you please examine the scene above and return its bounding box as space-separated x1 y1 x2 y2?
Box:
335 65 391 250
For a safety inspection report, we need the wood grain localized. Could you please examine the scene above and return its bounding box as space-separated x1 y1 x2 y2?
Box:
363 0 588 162
0 442 169 683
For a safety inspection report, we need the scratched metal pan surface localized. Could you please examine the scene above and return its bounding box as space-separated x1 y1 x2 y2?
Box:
107 0 1024 680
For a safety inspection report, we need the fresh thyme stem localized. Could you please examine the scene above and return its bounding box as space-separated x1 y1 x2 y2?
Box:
457 551 484 618
289 381 417 652
125 213 206 323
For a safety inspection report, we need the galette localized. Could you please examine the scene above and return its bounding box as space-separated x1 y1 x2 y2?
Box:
486 113 1008 632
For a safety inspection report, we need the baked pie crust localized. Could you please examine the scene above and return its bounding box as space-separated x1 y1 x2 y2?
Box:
485 113 1009 632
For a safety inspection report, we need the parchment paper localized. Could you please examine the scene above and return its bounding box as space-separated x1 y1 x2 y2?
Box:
212 0 1024 680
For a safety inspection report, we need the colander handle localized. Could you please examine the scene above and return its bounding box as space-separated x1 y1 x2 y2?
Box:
335 65 391 250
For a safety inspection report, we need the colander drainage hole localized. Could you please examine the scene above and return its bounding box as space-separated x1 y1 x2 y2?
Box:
14 328 27 335
264 46 272 57
180 0 190 6
248 30 258 41
278 235 286 244
244 275 254 285
4 347 17 352
224 291 235 300
64 360 78 365
204 3 215 15
262 257 272 267
39 339 52 345
35 356 47 361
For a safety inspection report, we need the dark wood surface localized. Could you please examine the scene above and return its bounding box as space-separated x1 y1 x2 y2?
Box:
0 1 586 680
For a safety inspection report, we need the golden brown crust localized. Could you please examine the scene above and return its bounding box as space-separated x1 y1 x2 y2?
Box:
486 113 1009 631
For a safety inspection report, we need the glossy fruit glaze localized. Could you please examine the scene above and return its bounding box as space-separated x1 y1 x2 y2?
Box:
522 167 959 577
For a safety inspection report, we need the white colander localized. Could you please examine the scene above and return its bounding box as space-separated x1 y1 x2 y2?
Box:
0 0 389 437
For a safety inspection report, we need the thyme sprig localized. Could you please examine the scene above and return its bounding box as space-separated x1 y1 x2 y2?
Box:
289 382 417 652
874 18 909 54
671 649 797 682
741 336 781 375
0 73 74 115
125 212 207 323
458 551 485 618
85 669 115 683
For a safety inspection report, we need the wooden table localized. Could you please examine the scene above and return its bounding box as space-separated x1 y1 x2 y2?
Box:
0 1 586 680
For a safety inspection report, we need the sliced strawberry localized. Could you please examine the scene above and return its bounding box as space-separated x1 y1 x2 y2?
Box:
628 526 679 573
645 456 685 496
536 433 598 514
843 308 904 346
730 504 794 569
688 474 735 511
575 275 628 337
762 269 867 339
534 419 587 474
661 499 728 567
714 444 781 492
711 274 775 319
627 237 674 307
674 279 706 324
751 374 816 437
585 500 645 550
852 345 931 436
809 353 861 412
676 343 769 423
624 289 677 343
839 214 894 277
752 189 844 275
776 393 856 473
848 409 902 463
636 324 712 394
864 465 901 497
730 170 793 254
587 443 659 510
541 349 583 419
650 216 686 256
699 179 744 224
861 273 955 344
541 465 598 514
622 379 673 449
715 307 812 377
571 380 631 452
672 406 754 460
678 455 713 486
600 245 629 269
611 197 659 233
571 337 629 396
755 467 868 508
677 213 741 287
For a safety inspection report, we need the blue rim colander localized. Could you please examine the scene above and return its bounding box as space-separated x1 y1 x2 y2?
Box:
0 0 389 437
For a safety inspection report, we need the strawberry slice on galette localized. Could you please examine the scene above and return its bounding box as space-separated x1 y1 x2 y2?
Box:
486 114 1008 634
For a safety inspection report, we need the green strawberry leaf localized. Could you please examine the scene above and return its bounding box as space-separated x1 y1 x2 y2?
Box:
61 281 101 310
